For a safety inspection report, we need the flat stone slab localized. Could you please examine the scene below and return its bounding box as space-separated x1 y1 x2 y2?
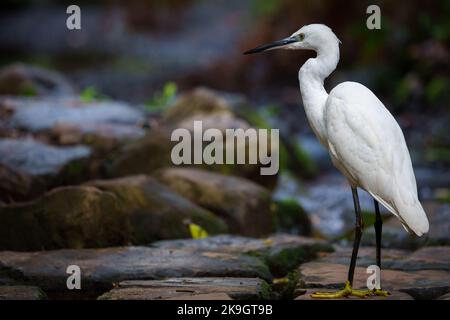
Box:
315 246 410 269
98 277 267 300
0 138 90 176
294 289 413 300
389 246 450 271
166 292 232 300
317 246 450 271
0 285 47 300
297 262 450 300
4 97 144 131
0 247 271 293
153 234 333 276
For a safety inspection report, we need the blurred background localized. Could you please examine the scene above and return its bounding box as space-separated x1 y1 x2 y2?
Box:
0 0 449 246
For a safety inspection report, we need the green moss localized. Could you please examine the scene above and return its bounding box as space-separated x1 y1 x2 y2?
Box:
272 198 311 236
259 280 272 300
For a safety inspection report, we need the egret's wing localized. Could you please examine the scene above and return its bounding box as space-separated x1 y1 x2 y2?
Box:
325 82 428 235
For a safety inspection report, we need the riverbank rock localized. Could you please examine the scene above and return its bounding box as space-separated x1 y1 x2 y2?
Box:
0 138 92 200
0 64 75 96
161 88 278 188
0 285 47 300
106 127 174 177
0 163 45 202
6 96 144 132
295 246 450 300
0 138 91 176
84 175 228 242
0 186 128 251
153 234 333 276
0 175 228 250
155 168 273 236
98 277 269 300
0 246 272 295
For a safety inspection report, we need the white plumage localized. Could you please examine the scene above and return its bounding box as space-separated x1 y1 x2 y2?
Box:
245 22 429 297
250 23 429 236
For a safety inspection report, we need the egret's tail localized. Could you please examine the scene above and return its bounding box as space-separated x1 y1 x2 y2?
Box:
396 200 429 237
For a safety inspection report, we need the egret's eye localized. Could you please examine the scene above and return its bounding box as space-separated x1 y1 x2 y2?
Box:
297 33 305 41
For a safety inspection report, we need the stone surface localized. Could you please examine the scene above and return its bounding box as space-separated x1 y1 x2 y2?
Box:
0 285 47 300
85 175 228 242
0 163 45 202
153 234 333 276
0 64 75 96
162 87 234 125
5 96 144 132
155 168 273 236
294 289 413 300
166 292 232 300
389 246 450 271
297 262 450 300
437 293 450 300
98 277 267 300
0 186 128 251
0 138 91 176
86 175 227 244
315 246 410 269
0 175 228 250
106 127 174 178
0 247 272 292
161 88 278 188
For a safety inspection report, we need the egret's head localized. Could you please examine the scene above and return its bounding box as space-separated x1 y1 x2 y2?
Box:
244 24 340 55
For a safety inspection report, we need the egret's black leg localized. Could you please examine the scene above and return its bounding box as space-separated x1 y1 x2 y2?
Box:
311 187 370 298
372 200 390 296
348 187 363 286
374 200 382 269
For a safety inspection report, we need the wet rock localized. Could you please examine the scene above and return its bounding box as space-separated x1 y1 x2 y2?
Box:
314 246 410 269
0 163 45 202
84 175 228 242
98 277 268 300
166 292 232 300
162 87 233 124
5 96 144 132
363 202 450 249
0 285 47 300
0 247 272 292
272 198 312 236
155 168 273 236
106 127 174 177
161 88 278 188
389 246 450 271
0 138 91 176
0 64 75 96
297 262 450 300
438 293 450 300
294 288 413 300
153 234 333 276
0 186 128 251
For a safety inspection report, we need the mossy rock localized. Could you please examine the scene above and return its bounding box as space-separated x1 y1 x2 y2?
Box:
0 186 129 251
85 175 228 243
272 198 312 236
155 168 274 236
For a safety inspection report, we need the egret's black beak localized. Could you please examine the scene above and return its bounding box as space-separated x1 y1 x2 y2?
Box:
244 36 298 55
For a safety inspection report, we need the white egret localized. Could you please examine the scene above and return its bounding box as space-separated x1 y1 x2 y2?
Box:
244 24 429 298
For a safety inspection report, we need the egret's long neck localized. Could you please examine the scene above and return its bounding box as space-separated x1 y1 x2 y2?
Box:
299 43 339 146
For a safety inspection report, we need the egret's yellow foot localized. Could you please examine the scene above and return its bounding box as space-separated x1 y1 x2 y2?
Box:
310 281 371 299
371 288 390 297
